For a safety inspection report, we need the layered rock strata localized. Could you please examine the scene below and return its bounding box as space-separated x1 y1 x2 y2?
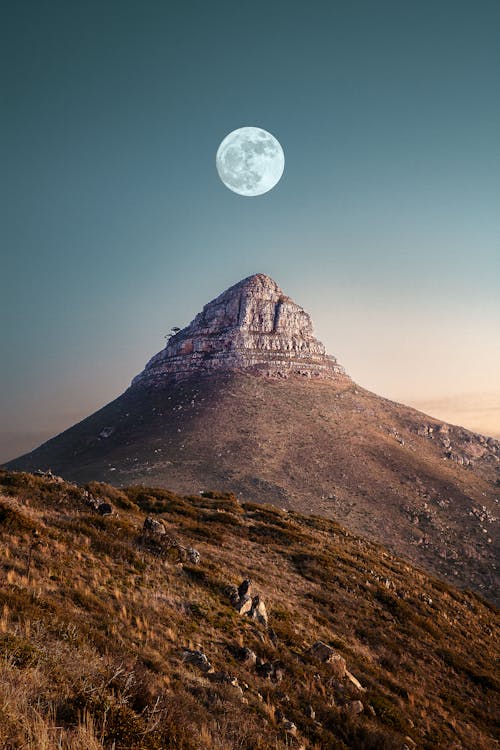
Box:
132 273 344 388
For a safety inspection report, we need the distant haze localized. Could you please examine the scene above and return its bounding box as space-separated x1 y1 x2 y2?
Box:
1 0 499 462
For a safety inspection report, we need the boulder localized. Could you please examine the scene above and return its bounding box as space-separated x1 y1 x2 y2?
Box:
344 700 364 716
238 578 252 598
225 584 240 606
283 720 297 735
227 580 268 625
237 647 257 667
186 547 200 564
236 595 253 615
182 649 213 673
249 595 268 627
306 641 347 678
143 516 166 535
345 670 365 691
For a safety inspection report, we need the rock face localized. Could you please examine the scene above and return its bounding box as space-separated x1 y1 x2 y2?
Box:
132 274 344 387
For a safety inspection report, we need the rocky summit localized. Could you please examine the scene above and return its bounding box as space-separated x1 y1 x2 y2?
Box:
5 274 500 604
132 273 344 386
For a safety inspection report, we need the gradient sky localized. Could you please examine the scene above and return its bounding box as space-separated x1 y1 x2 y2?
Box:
2 0 500 462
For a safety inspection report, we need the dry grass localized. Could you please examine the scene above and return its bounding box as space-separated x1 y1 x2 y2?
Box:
0 469 498 749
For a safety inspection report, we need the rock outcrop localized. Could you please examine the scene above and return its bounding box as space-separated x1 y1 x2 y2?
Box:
227 579 269 627
139 519 200 564
132 274 344 387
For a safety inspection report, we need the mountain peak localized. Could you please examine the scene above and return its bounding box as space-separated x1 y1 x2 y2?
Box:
233 272 280 290
132 274 345 387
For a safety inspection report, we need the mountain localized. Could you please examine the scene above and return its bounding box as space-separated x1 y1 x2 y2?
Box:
0 469 498 750
5 274 500 603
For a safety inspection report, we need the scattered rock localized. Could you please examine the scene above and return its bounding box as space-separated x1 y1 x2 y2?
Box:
99 427 114 439
236 595 253 615
186 547 201 564
227 580 269 626
283 720 297 735
248 595 268 627
403 737 417 749
182 649 213 673
209 671 239 687
238 578 252 598
345 669 365 692
305 641 347 678
143 516 167 535
237 647 257 667
344 700 363 716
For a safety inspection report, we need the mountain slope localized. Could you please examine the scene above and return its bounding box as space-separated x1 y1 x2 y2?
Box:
5 274 500 603
0 470 498 750
7 373 499 604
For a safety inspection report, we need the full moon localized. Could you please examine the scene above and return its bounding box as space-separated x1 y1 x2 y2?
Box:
216 126 285 196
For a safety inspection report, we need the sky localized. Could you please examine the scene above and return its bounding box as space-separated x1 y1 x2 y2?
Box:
1 0 499 463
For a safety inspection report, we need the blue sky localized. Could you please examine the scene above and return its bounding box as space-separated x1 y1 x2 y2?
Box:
1 0 499 460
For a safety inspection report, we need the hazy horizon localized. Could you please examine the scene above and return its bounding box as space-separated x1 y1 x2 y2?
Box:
2 0 499 462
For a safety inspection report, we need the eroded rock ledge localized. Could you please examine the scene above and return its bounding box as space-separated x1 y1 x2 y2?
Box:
132 274 345 387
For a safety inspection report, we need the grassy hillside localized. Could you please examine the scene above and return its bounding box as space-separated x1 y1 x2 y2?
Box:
0 470 498 749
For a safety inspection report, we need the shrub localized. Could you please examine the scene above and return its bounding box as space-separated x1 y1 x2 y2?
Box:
0 500 35 533
85 481 139 511
368 694 408 732
0 633 41 667
127 488 198 517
